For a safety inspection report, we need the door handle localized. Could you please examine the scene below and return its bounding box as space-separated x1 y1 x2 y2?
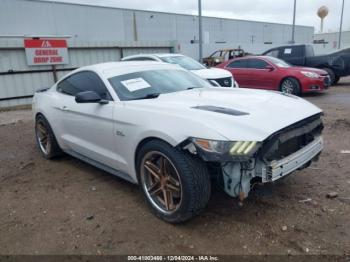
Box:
61 106 68 111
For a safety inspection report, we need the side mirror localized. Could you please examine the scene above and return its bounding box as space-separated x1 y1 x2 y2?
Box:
265 65 274 71
75 91 108 104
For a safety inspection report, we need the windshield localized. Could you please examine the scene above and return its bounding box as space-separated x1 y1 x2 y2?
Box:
265 56 291 68
210 51 222 57
159 56 205 70
108 69 212 101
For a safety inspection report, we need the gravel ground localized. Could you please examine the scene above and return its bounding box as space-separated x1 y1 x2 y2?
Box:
0 79 349 256
0 108 32 126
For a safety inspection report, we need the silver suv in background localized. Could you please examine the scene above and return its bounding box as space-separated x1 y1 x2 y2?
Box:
121 53 239 88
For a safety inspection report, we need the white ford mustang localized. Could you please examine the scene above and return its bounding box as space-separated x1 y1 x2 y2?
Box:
33 61 324 223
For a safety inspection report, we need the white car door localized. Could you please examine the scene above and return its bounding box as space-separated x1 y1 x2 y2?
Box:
56 71 118 168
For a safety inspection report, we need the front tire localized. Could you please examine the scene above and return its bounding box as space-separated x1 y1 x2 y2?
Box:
35 115 63 159
322 68 336 85
136 140 211 223
334 75 340 85
280 77 301 96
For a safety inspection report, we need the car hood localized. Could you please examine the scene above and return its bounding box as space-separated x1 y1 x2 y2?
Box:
191 68 233 80
289 66 327 75
127 88 322 142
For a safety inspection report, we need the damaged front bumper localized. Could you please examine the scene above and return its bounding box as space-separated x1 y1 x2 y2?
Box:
264 136 323 182
222 136 323 200
183 113 324 200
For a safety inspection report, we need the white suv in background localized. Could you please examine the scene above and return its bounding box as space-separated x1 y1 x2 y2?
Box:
121 53 239 88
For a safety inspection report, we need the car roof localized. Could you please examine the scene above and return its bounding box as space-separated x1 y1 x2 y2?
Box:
61 61 183 81
78 61 172 71
155 53 184 58
123 53 184 60
223 55 276 65
263 44 309 53
230 55 267 60
213 48 243 52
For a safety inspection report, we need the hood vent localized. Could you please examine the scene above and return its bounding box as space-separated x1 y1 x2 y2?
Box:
192 105 249 116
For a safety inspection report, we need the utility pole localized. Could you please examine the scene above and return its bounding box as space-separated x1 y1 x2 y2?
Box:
198 0 203 62
338 0 345 49
291 0 296 43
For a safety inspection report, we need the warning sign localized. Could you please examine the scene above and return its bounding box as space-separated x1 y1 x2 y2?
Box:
24 39 69 66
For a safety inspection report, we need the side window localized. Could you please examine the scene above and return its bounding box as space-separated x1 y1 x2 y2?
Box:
224 51 230 60
226 60 247 68
265 49 279 57
57 71 112 100
210 51 220 57
282 48 293 56
246 59 269 69
228 51 234 60
280 46 303 58
292 46 304 57
213 51 224 57
305 46 314 57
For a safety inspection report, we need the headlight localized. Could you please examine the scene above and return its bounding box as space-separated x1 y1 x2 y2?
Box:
301 71 319 79
191 138 260 156
214 58 220 63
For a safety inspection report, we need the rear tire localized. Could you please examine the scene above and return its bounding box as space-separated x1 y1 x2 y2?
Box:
322 68 336 85
280 77 301 96
136 140 211 223
334 75 340 85
35 114 63 159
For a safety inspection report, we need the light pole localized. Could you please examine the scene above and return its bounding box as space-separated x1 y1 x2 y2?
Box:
198 0 203 62
338 0 345 49
291 0 296 43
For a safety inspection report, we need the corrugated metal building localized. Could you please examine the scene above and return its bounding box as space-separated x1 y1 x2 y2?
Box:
313 31 350 54
2 0 314 55
0 0 314 107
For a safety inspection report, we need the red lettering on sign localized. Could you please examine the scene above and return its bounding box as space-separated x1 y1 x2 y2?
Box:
50 57 63 63
34 57 50 63
35 49 59 56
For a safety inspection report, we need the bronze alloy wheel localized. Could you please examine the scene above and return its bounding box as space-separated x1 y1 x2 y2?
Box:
36 120 51 155
140 151 183 214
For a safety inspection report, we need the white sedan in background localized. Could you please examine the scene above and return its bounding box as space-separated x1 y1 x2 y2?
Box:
121 53 239 88
33 61 323 223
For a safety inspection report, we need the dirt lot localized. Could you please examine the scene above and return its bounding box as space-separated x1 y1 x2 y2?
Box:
0 80 350 256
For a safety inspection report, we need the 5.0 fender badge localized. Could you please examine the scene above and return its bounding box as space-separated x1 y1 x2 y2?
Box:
116 130 125 137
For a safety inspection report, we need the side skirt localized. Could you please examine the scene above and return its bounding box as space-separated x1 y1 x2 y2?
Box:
64 150 137 184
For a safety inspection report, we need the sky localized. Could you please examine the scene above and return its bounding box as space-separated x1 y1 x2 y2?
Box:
42 0 350 33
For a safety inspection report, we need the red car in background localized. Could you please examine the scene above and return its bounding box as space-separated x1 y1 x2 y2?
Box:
216 56 330 95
